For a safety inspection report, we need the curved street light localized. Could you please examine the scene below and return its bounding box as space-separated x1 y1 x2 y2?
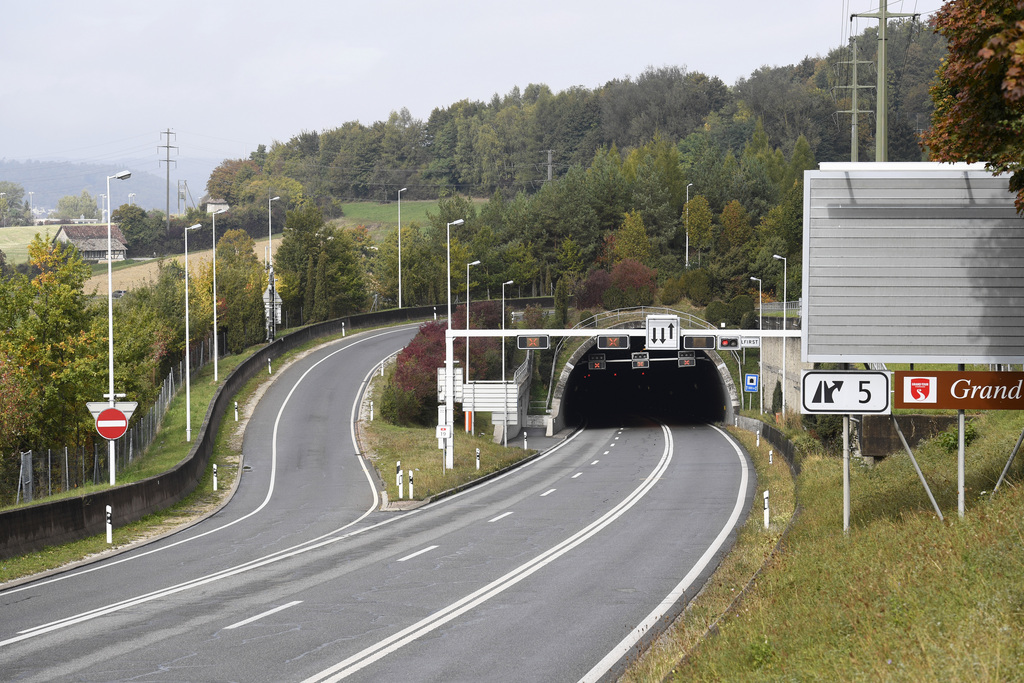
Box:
104 170 130 485
773 254 788 415
212 208 227 382
398 187 407 308
184 223 202 441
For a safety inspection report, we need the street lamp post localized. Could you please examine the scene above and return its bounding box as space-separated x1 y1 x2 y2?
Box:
443 218 465 470
267 195 281 340
398 187 407 308
212 208 227 382
501 279 513 448
184 223 202 441
465 259 481 434
751 276 763 414
105 170 130 485
773 254 788 415
685 183 693 269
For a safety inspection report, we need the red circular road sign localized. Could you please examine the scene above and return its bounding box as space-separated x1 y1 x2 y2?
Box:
96 407 129 440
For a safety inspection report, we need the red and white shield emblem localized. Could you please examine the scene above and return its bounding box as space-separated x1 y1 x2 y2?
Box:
904 376 936 403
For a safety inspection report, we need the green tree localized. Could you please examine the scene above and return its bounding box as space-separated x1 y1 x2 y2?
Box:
55 190 100 221
614 210 652 265
924 0 1024 212
683 194 714 264
216 229 266 353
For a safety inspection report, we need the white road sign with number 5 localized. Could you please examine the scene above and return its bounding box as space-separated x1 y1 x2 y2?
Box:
800 371 891 414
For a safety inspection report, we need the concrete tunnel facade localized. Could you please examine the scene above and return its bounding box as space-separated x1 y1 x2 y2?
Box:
546 335 739 433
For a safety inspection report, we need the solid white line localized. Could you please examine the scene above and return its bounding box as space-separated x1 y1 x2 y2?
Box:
300 424 674 683
540 489 557 497
487 512 514 523
224 601 303 630
0 327 419 600
577 424 750 683
397 546 439 563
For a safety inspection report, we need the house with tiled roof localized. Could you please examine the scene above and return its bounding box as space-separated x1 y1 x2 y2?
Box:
52 224 128 262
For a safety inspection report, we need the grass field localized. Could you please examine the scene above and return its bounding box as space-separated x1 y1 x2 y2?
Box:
0 225 53 264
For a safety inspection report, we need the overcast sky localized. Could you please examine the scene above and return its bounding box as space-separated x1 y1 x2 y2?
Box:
2 0 939 176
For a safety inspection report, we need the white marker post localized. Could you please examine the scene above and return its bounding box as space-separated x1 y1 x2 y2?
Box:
342 321 346 337
396 461 402 500
234 401 238 421
524 433 527 451
213 463 218 491
267 358 272 374
769 449 773 465
763 490 770 529
409 470 414 499
757 431 760 447
106 505 113 544
476 448 480 471
370 401 374 422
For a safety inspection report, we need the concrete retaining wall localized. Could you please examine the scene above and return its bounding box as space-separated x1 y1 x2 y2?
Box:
0 299 552 559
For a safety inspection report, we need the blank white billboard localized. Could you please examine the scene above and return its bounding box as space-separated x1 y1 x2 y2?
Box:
803 162 1024 364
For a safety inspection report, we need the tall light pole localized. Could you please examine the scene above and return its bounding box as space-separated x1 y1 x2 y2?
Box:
27 191 33 218
443 218 465 471
464 259 481 434
267 195 281 340
773 254 788 415
398 187 407 308
212 208 227 382
465 259 480 380
105 170 130 485
128 193 135 206
751 276 763 414
502 279 514 447
184 223 202 441
685 183 693 268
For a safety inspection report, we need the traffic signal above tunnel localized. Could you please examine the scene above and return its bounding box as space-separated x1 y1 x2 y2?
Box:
517 335 550 350
597 334 630 350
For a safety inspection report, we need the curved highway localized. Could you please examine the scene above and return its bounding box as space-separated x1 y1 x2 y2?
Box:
0 323 754 682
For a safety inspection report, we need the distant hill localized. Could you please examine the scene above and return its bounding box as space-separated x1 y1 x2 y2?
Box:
0 157 219 215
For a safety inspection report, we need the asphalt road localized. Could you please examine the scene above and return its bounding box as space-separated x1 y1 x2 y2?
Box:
0 323 755 682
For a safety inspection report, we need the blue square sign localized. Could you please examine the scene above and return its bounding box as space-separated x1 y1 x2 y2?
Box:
744 374 759 392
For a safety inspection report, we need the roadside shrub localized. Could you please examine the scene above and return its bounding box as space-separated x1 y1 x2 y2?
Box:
577 269 612 309
683 269 713 306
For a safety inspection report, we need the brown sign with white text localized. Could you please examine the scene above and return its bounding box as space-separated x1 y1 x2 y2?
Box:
895 371 1024 410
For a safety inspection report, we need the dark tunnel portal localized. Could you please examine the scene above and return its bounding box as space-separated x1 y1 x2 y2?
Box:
563 348 727 427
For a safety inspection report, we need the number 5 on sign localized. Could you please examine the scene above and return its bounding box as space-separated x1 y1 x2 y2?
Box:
800 370 891 414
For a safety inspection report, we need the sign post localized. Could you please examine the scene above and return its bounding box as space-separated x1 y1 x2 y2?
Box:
87 401 138 485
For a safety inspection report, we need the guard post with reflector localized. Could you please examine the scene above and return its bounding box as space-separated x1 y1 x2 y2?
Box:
517 335 550 350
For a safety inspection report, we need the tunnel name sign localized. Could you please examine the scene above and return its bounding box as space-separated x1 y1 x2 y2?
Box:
895 371 1024 410
800 371 891 415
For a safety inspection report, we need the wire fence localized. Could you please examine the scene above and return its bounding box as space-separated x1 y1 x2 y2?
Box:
10 333 215 505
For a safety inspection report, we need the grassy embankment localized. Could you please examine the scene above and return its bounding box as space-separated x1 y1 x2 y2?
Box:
624 408 1024 681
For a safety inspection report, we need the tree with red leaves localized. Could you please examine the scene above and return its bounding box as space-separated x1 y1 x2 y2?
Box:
923 1 1024 212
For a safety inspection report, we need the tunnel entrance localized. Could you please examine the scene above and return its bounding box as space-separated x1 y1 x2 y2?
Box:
561 339 727 427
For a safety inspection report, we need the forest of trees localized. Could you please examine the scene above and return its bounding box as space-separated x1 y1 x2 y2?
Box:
0 19 951 458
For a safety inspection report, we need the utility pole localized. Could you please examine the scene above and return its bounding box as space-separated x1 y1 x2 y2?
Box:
158 129 177 233
835 36 874 162
852 1 918 162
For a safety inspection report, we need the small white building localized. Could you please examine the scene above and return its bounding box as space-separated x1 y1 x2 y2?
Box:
206 199 229 214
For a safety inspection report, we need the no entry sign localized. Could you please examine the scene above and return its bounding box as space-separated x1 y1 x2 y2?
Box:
96 407 129 440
